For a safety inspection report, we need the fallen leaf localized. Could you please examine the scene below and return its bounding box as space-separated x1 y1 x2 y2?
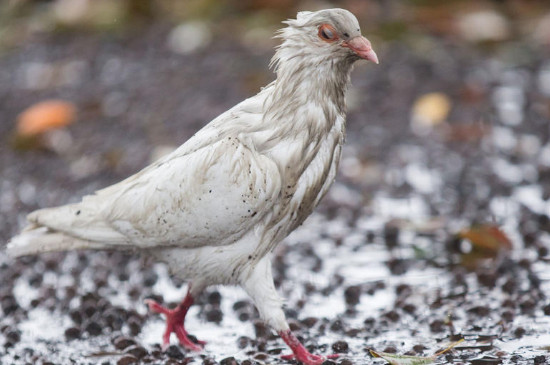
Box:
458 225 513 253
411 92 452 134
370 350 435 365
370 339 463 365
16 100 76 137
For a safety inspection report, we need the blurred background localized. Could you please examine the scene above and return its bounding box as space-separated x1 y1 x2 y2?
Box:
1 0 550 364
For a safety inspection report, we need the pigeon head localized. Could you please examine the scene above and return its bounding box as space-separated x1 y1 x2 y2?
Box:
272 8 379 69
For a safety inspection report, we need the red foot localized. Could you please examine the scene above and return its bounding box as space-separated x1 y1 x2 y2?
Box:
145 292 206 352
279 330 339 365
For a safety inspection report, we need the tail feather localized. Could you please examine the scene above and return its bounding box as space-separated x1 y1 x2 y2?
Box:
6 227 111 258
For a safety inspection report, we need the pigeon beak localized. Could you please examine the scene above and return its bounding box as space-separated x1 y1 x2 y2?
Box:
342 36 379 64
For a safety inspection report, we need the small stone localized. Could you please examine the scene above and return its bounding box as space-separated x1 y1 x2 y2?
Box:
236 336 250 349
69 309 83 324
501 278 516 294
124 345 148 359
205 307 223 323
142 270 158 287
85 321 103 336
402 303 416 314
344 285 361 306
127 316 142 336
220 356 239 365
383 310 400 322
1 295 19 315
514 327 526 338
253 352 269 361
207 291 222 305
5 329 20 343
520 299 536 314
117 355 138 365
232 300 250 311
429 319 445 333
64 327 81 340
166 345 185 360
301 317 318 328
253 320 270 338
501 310 514 322
468 306 490 316
332 340 349 353
113 336 136 350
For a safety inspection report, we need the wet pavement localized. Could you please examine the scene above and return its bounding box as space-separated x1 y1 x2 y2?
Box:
1 11 550 365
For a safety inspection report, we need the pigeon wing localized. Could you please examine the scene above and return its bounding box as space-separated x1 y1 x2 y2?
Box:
26 135 281 250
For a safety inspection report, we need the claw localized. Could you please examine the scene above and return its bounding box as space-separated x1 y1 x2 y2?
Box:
145 292 205 352
278 329 338 364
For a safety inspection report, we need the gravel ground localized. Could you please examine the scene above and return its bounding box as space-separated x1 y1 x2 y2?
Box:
1 16 550 365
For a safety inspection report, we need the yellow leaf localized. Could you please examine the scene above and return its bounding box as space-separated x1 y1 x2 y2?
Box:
411 92 452 130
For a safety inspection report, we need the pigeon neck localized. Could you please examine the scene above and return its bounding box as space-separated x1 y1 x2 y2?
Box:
270 52 353 115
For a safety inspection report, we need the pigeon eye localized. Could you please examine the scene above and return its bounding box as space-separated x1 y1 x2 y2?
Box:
318 24 338 42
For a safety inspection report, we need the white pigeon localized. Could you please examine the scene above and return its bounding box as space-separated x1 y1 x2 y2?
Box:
7 8 378 365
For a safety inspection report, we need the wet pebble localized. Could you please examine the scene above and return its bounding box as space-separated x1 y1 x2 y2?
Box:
253 320 270 339
383 310 400 322
1 295 19 315
84 320 103 336
127 316 142 336
64 327 81 340
5 328 20 343
113 335 137 350
429 319 445 333
468 306 490 316
344 285 361 305
142 270 158 287
207 291 222 305
69 309 83 324
253 352 269 361
236 336 250 349
124 345 148 359
301 317 318 328
205 306 223 323
332 340 349 353
520 299 537 314
514 327 526 338
117 355 138 365
220 356 239 365
402 303 416 314
501 310 515 322
166 345 185 360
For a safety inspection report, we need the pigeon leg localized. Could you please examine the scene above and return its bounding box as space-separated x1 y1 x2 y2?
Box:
144 290 206 351
279 330 339 364
242 256 337 365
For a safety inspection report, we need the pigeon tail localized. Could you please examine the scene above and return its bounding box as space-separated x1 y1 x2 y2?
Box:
6 227 111 258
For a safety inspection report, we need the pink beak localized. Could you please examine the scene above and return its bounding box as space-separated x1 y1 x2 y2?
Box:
342 36 379 64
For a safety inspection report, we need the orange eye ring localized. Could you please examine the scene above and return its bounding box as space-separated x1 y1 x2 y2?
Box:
318 24 338 42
